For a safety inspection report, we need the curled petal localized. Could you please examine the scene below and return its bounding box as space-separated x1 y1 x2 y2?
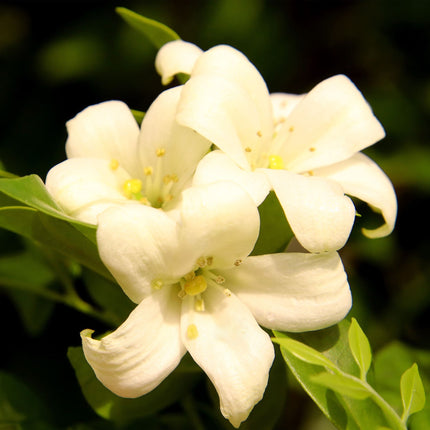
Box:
155 40 203 85
82 288 185 398
66 101 141 177
96 204 186 303
181 284 274 428
45 158 130 225
178 182 260 268
274 75 386 172
193 150 270 205
219 252 351 332
265 169 356 252
314 152 397 238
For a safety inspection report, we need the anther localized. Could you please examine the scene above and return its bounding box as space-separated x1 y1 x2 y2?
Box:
245 147 252 153
151 279 163 290
215 275 225 285
257 130 263 137
309 147 316 152
156 148 166 157
289 126 294 132
123 179 143 199
194 298 205 312
234 259 242 266
186 324 199 340
109 159 119 170
196 257 207 268
144 166 153 176
223 289 232 297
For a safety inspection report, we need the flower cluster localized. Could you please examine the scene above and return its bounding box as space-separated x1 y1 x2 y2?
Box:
46 40 397 427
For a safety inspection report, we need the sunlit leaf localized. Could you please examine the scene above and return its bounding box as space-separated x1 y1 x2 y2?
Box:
348 318 372 380
116 7 180 49
400 363 426 422
312 373 370 400
67 346 201 426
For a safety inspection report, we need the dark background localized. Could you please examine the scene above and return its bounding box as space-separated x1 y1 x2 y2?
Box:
1 1 430 428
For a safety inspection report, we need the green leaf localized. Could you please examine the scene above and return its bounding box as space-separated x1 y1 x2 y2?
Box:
273 322 398 429
0 175 97 243
131 109 145 125
348 318 372 380
67 346 201 426
400 363 426 422
312 373 371 400
272 336 338 372
0 371 52 427
0 207 110 280
116 7 180 49
251 191 294 255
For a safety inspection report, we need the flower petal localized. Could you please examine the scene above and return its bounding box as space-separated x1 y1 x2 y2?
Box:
314 152 397 238
177 45 274 170
192 150 270 205
181 284 274 428
265 169 356 252
45 158 130 224
218 252 351 332
155 40 203 85
66 101 141 177
96 204 187 303
138 86 212 207
82 287 185 398
270 92 304 132
273 75 386 172
178 182 260 268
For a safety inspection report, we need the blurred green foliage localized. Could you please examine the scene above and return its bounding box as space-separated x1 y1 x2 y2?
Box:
1 0 430 428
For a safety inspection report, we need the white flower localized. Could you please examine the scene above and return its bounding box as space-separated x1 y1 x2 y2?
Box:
45 86 211 224
81 181 351 427
156 41 397 253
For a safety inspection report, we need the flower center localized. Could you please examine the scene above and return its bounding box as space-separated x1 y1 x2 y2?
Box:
112 147 180 208
268 154 285 170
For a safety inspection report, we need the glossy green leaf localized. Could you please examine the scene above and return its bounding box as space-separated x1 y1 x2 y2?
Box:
272 336 338 372
273 321 399 429
67 346 201 426
0 207 110 280
0 174 96 243
400 363 426 422
312 373 371 400
251 191 294 255
348 318 372 380
116 7 180 49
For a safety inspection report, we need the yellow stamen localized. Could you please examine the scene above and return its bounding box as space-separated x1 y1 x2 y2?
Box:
151 279 163 290
156 148 166 157
309 147 316 152
109 159 119 170
194 298 205 312
245 147 252 153
123 179 143 199
144 166 153 176
234 259 242 266
184 275 207 296
268 154 285 170
186 324 199 340
257 130 263 137
289 126 295 132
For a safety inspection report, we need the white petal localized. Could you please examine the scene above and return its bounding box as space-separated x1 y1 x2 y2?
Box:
192 151 270 205
82 287 186 398
138 86 212 207
155 40 203 85
178 182 260 268
181 284 274 427
273 75 386 172
45 158 130 225
96 204 188 303
218 252 351 332
314 152 397 238
66 101 141 177
270 92 304 132
177 45 274 170
265 169 356 252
